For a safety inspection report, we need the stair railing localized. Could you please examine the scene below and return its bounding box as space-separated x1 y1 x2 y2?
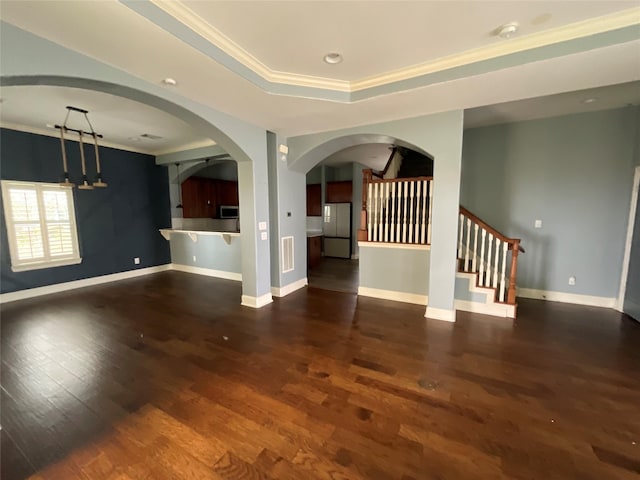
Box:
359 169 433 245
458 206 524 304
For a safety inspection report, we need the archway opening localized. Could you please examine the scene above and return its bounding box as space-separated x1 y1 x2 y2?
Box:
0 76 260 301
299 136 435 295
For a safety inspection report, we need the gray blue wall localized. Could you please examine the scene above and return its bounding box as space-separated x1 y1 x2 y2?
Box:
359 246 430 298
0 128 171 293
170 234 241 274
461 107 638 298
267 133 307 289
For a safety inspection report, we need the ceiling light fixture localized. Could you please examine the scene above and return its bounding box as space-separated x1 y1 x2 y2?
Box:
55 106 107 189
496 22 519 39
581 98 598 104
162 77 178 86
323 53 343 64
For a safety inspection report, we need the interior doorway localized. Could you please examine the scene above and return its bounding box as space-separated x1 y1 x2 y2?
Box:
619 165 640 321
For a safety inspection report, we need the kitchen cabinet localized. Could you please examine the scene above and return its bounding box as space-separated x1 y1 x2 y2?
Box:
182 177 239 218
306 184 322 216
307 235 322 269
326 180 352 203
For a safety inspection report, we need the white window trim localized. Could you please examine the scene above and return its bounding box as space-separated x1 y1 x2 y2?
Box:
1 180 82 272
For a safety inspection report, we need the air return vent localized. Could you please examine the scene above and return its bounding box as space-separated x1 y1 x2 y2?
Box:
139 133 163 140
281 236 294 273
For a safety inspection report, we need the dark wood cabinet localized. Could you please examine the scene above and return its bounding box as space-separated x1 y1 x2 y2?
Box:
218 180 239 207
326 181 352 203
307 235 322 269
182 177 239 218
306 184 322 216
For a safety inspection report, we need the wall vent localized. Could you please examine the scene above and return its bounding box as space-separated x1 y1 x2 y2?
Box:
281 236 294 273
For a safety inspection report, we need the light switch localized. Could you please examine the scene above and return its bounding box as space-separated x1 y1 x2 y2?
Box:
534 219 542 229
259 221 267 231
261 231 268 240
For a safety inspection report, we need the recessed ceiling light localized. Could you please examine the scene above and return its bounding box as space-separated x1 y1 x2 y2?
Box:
128 136 141 142
581 98 598 104
323 53 343 64
162 77 177 86
496 22 519 39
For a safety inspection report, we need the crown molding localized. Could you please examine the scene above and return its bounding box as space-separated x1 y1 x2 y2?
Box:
149 2 640 94
151 0 350 92
351 7 640 91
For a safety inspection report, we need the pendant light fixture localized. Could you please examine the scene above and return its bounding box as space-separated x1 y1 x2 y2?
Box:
58 126 75 187
55 106 106 189
175 162 183 209
77 131 94 190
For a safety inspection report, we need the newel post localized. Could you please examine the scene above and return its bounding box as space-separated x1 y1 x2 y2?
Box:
358 169 372 241
507 239 520 304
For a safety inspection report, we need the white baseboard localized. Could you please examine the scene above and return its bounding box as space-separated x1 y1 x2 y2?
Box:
517 288 616 308
358 286 427 305
271 277 308 297
0 265 172 304
241 293 273 308
455 300 516 318
425 306 456 322
171 263 242 282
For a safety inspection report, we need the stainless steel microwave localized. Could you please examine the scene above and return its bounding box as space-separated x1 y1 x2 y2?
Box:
219 205 239 218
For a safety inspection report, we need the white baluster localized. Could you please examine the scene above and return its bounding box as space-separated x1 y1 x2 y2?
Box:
402 182 408 243
378 183 384 242
492 238 500 288
464 218 471 271
500 241 508 302
372 183 378 242
414 181 421 243
420 180 427 244
427 179 433 245
396 182 402 242
383 183 389 242
390 182 396 243
408 182 415 243
479 229 486 286
458 214 464 258
367 183 372 241
486 234 494 287
472 224 479 272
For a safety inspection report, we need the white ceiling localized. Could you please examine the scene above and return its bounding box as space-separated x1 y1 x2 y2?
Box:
184 0 638 81
1 0 639 146
322 144 393 170
0 85 214 155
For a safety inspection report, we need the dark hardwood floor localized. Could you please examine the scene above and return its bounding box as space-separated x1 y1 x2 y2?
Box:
1 271 639 479
308 257 359 293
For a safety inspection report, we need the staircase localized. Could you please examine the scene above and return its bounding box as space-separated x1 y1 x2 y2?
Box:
456 207 524 318
357 166 524 319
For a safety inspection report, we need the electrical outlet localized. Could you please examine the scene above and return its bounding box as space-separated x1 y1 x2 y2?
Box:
192 255 197 262
134 257 140 265
261 231 268 240
534 219 542 229
568 276 576 286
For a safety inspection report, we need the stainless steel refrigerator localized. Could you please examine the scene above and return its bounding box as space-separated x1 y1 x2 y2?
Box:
323 203 351 259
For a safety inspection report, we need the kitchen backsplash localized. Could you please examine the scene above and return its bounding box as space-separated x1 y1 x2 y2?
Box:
306 216 323 231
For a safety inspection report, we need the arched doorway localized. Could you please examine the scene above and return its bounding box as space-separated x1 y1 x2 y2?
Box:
287 111 464 322
0 74 271 306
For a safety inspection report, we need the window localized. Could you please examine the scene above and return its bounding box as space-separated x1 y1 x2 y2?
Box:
1 180 81 272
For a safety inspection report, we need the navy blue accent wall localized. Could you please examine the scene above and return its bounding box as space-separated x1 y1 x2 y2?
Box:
0 128 171 293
